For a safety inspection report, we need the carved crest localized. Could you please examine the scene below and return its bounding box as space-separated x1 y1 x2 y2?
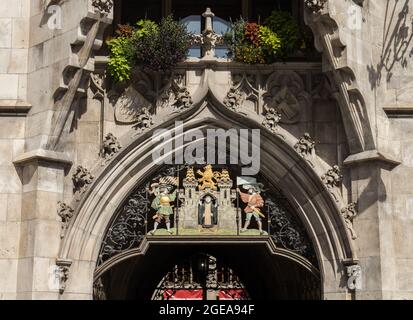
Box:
264 71 311 124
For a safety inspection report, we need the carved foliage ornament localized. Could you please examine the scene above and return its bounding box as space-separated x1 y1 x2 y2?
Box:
92 0 113 14
72 165 94 196
347 264 362 291
295 133 315 157
322 165 343 189
100 133 122 164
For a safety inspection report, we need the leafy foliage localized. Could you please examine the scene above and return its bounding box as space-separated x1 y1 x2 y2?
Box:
107 17 190 82
264 10 301 57
225 20 281 64
135 16 191 73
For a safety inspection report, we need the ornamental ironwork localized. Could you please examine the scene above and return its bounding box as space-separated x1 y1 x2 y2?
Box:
266 195 316 264
97 165 317 267
152 254 249 300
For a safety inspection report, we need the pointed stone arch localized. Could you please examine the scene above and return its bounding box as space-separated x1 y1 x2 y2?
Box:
57 94 357 299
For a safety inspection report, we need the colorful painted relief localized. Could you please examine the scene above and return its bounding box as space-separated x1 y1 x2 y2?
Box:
147 165 268 236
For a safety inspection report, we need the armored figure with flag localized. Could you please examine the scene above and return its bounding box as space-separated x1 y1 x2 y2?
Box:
148 176 179 235
237 177 265 235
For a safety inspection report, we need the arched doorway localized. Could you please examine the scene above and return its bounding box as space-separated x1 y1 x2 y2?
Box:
94 244 321 300
59 101 356 300
91 162 322 300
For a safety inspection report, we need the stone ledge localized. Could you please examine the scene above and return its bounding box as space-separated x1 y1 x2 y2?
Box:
383 105 413 118
0 100 32 115
343 150 401 167
13 149 73 167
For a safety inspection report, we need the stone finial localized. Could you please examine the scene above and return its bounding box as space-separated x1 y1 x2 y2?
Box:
322 165 343 189
92 0 113 14
100 133 121 164
341 202 358 240
295 133 315 157
72 165 94 195
304 0 327 13
57 201 74 239
191 8 224 59
55 259 72 294
347 264 362 291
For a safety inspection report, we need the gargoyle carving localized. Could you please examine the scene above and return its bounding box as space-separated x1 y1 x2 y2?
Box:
321 165 343 201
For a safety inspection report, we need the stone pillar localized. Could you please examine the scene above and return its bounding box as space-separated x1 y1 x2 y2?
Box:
13 150 72 299
344 152 400 299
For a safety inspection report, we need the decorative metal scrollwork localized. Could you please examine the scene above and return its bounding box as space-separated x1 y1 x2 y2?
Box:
266 196 316 264
97 186 149 265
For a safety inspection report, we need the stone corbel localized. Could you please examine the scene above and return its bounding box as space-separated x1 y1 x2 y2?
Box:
55 259 72 295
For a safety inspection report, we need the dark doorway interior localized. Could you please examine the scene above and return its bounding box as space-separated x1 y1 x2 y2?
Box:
98 243 321 300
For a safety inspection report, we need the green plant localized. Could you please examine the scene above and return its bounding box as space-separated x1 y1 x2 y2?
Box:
258 26 281 62
264 10 301 57
107 35 135 82
135 16 191 73
107 17 191 82
225 20 281 64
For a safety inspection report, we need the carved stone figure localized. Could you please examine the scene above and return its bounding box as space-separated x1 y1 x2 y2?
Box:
347 264 362 290
173 87 193 111
57 201 74 239
55 260 71 294
341 202 358 239
295 133 315 157
322 165 343 189
100 133 121 164
133 107 153 132
72 165 94 195
262 106 282 132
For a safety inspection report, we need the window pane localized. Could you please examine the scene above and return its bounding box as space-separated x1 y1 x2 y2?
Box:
172 0 242 21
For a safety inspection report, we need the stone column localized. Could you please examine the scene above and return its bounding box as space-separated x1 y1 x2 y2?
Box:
13 150 72 300
344 151 400 299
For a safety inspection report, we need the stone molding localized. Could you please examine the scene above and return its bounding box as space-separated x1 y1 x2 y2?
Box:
13 149 73 167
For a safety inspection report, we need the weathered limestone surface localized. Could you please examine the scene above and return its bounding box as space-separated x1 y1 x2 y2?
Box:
0 0 412 300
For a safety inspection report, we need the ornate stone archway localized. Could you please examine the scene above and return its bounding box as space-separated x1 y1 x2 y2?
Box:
45 0 371 300
57 91 358 299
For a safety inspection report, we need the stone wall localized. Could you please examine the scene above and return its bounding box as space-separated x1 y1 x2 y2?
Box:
0 0 413 300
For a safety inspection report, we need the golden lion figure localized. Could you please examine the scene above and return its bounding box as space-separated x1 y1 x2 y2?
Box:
197 164 221 190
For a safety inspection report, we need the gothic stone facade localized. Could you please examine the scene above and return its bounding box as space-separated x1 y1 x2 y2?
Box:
0 0 413 300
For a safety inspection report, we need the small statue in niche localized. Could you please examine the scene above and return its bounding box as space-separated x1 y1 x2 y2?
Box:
198 195 218 228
